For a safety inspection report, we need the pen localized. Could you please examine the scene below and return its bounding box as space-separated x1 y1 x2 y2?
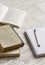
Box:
34 29 40 47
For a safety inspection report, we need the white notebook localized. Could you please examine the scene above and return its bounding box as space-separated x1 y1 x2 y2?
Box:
25 27 45 57
0 3 26 28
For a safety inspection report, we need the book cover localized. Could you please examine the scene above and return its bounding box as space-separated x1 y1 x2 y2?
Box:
0 49 20 57
0 25 24 52
25 28 45 57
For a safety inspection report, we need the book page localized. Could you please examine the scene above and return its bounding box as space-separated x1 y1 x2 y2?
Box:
1 8 26 28
0 3 8 22
0 3 26 28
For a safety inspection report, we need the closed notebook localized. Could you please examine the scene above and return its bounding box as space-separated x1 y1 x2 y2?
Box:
25 27 45 57
0 25 24 52
0 49 20 57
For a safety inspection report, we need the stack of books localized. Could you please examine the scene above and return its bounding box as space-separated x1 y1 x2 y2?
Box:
0 25 24 57
0 3 25 58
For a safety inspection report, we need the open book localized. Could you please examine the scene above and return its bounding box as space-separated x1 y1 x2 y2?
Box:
0 3 26 28
25 27 45 57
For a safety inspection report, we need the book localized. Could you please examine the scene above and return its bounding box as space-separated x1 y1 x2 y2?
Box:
25 27 45 57
0 49 20 57
0 3 26 28
0 3 8 22
14 28 24 44
0 25 24 52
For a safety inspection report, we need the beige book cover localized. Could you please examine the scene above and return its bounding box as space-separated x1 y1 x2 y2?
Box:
0 25 24 52
0 49 20 57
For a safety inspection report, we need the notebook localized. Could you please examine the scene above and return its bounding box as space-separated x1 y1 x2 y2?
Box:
0 3 26 28
25 27 45 57
0 49 20 57
0 25 24 52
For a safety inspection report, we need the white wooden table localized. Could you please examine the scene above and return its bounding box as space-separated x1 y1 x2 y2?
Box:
0 0 45 65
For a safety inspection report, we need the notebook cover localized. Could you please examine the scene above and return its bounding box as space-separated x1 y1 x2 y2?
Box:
25 28 45 57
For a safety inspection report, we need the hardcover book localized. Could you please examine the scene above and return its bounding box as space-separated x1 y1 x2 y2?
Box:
0 25 24 52
0 49 20 57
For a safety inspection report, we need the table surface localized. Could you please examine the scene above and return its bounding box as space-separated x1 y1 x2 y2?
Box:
0 0 45 65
